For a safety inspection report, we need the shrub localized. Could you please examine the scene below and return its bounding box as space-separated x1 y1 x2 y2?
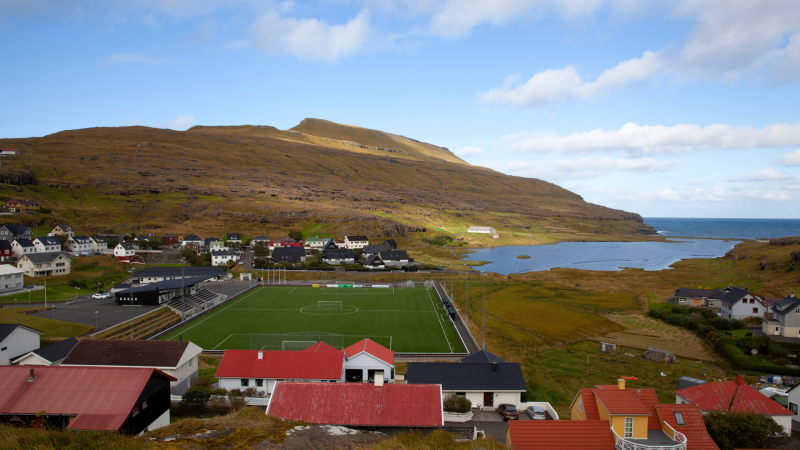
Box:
666 314 690 328
180 385 211 411
227 389 246 411
703 410 791 450
190 375 216 389
442 393 472 413
730 318 746 330
698 325 716 335
699 309 718 320
242 387 264 398
768 342 789 359
712 317 731 330
648 309 669 320
68 279 88 289
736 336 764 353
210 388 228 395
745 331 753 337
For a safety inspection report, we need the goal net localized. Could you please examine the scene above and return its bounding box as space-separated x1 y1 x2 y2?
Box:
318 301 343 309
398 280 416 289
282 341 317 351
424 280 436 290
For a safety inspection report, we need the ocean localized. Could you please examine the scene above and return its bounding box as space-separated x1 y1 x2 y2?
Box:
643 217 800 240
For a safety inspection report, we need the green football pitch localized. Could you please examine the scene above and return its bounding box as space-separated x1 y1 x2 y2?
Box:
159 286 465 353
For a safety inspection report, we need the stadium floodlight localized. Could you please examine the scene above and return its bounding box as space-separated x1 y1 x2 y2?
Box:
318 301 343 310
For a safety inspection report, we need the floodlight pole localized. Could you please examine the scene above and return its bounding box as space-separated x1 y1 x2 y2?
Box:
465 273 469 326
481 271 486 351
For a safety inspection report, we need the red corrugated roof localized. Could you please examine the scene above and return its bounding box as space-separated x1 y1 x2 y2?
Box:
0 366 174 431
344 338 394 366
506 420 615 450
267 381 442 427
676 380 792 416
579 389 601 420
303 342 341 352
596 385 661 430
657 404 720 450
215 350 344 380
593 389 651 415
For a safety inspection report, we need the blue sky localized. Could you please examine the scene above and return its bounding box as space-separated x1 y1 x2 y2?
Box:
1 0 800 219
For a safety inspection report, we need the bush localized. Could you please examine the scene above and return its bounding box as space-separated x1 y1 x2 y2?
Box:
442 393 472 413
180 385 211 411
712 317 732 330
67 279 88 289
667 314 690 328
210 388 228 395
648 309 669 320
703 410 791 450
190 376 216 389
736 336 764 353
730 318 746 330
242 387 264 398
768 342 789 359
288 230 304 242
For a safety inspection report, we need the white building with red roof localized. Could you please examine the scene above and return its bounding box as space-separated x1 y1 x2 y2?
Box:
676 374 793 434
266 380 443 428
216 339 395 395
0 365 175 434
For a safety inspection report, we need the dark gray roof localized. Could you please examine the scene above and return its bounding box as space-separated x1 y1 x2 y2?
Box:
117 275 215 295
459 350 506 364
0 324 43 342
322 241 339 250
163 233 178 237
0 241 10 250
346 235 369 241
204 237 219 245
62 339 190 367
11 337 78 364
324 249 355 259
90 236 107 243
673 287 726 299
211 250 238 256
274 237 297 243
382 239 398 249
364 255 383 266
71 235 91 244
118 242 134 250
55 224 74 231
378 251 409 261
3 225 31 235
719 286 760 306
21 252 71 263
132 267 225 278
272 247 305 262
35 236 60 246
774 295 800 313
406 362 526 391
251 236 270 241
363 244 390 255
226 233 242 240
13 238 34 247
183 234 201 241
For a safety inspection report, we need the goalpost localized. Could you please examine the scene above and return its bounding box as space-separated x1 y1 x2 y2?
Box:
281 341 318 351
318 301 343 310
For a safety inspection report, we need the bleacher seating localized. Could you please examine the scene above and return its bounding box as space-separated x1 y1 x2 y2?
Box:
166 289 226 315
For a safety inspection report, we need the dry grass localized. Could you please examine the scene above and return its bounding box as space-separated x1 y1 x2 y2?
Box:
363 431 504 450
0 425 150 450
0 308 92 338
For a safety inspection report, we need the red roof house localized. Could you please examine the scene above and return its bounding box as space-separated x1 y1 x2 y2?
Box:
0 365 175 434
657 404 720 450
506 420 616 450
267 381 443 427
675 375 792 433
215 349 345 395
345 338 394 366
343 338 394 384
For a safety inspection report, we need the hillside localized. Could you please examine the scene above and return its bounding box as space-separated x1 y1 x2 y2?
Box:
0 121 654 241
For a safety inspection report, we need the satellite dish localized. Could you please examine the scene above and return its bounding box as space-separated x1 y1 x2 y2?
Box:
751 348 758 355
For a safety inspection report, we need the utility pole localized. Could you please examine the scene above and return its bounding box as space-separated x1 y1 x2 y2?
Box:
587 353 590 375
481 271 486 350
465 273 469 326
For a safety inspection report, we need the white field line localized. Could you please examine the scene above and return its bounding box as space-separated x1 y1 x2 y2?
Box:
163 287 264 339
427 287 453 353
289 287 297 294
212 334 234 350
226 308 437 313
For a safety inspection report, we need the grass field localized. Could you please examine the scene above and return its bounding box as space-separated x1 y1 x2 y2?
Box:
160 286 465 353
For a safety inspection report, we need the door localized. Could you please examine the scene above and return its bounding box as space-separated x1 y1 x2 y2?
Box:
483 392 493 407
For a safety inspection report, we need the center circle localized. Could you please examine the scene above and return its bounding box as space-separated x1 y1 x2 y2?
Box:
299 305 359 315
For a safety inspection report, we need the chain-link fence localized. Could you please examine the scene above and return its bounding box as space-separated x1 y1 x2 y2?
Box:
249 332 393 350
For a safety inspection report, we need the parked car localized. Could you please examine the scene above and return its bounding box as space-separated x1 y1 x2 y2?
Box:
526 405 546 420
92 293 110 299
497 404 519 421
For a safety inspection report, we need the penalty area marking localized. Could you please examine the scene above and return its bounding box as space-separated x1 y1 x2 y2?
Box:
164 286 265 339
212 334 235 350
298 305 359 315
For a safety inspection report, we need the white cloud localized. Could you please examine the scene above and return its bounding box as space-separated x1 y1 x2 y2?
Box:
778 149 800 167
159 115 196 130
454 146 484 157
104 53 168 64
497 122 800 156
480 51 662 106
248 10 371 62
729 168 796 183
488 156 677 180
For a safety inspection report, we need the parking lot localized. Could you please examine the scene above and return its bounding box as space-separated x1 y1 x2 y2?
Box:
29 296 163 332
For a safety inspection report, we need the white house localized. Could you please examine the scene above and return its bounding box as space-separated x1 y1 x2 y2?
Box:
467 226 499 238
225 233 242 245
181 234 202 248
11 239 36 258
0 324 42 365
33 236 61 253
11 337 79 366
250 236 270 246
377 250 409 267
211 250 239 266
343 339 394 383
66 236 92 256
322 249 355 265
720 286 766 319
215 347 346 396
114 242 136 261
50 224 74 238
677 375 793 434
0 264 24 293
17 252 72 277
343 235 369 250
61 339 203 395
304 236 332 249
89 236 108 254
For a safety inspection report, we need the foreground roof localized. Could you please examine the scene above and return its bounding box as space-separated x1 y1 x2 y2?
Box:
11 337 79 364
63 339 193 368
676 377 792 415
459 349 506 363
0 366 175 431
719 287 760 305
506 420 615 450
406 362 525 391
657 404 720 450
20 252 72 264
216 350 344 380
344 338 394 366
267 381 443 427
132 266 226 278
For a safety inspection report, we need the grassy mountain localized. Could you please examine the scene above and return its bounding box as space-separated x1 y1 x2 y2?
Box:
0 121 654 242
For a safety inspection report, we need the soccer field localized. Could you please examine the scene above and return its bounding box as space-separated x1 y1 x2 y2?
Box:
159 286 465 353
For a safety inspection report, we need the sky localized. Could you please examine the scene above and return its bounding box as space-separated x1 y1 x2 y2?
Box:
1 1 799 219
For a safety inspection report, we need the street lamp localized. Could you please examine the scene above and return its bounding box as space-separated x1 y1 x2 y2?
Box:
75 287 79 303
14 298 17 312
476 402 482 437
95 310 98 330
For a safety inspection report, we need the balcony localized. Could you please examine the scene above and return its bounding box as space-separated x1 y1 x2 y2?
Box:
612 426 686 450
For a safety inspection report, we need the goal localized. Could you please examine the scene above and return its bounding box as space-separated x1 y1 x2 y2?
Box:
398 280 416 289
424 280 436 290
281 341 317 351
318 301 343 310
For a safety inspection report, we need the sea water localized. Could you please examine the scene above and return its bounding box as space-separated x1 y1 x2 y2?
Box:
643 217 800 240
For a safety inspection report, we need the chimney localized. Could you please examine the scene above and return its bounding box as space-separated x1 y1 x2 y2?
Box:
27 368 36 383
491 362 498 372
618 379 626 390
258 351 263 360
736 375 744 385
374 372 384 387
179 335 182 344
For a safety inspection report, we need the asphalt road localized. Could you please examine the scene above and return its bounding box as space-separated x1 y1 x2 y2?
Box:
242 250 254 271
29 297 163 332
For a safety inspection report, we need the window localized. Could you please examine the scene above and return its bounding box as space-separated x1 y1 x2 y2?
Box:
790 403 798 415
750 298 754 304
142 400 148 410
795 308 799 314
132 406 139 417
241 379 249 387
623 417 634 438
0 347 6 351
753 308 759 313
674 411 684 425
188 358 192 369
256 379 263 387
579 398 584 412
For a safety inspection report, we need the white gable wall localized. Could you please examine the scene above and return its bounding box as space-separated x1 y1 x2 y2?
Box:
0 327 40 365
344 352 393 382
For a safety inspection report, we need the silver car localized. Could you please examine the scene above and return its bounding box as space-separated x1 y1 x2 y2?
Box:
526 405 546 420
